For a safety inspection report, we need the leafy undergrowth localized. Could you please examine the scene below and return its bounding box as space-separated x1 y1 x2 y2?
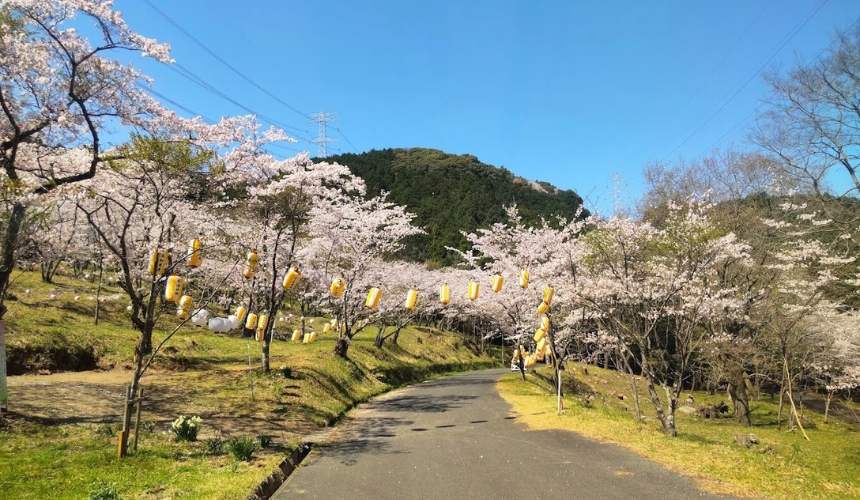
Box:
498 365 860 500
1 270 500 499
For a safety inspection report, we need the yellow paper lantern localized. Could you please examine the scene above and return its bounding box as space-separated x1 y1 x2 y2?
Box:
519 269 530 289
511 349 521 363
308 331 318 343
468 282 480 301
187 238 203 268
330 278 345 297
291 329 302 342
534 328 547 343
323 323 331 333
439 283 450 305
255 328 264 342
303 333 311 344
537 337 547 353
148 250 169 276
365 287 381 309
164 275 184 302
235 306 247 322
257 314 269 332
282 267 301 289
242 251 258 279
543 286 555 306
245 313 258 330
491 274 504 293
541 316 550 332
537 301 549 315
405 289 418 311
176 294 192 320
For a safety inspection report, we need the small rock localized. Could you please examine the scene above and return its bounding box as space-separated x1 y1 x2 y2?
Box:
734 433 758 447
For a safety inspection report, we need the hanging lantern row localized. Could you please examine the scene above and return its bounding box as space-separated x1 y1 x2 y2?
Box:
324 271 552 312
511 343 552 368
149 237 205 278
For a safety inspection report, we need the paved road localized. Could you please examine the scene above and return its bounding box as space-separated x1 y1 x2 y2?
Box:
273 369 733 500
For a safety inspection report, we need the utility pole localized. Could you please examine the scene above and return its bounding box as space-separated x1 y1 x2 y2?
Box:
308 111 338 158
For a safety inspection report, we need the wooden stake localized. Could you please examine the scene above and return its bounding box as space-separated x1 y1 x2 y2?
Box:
132 387 144 452
247 340 255 401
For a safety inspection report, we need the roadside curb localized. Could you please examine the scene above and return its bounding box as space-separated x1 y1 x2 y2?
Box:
248 442 313 500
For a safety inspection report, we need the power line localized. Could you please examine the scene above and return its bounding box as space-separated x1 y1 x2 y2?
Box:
660 0 829 162
333 127 359 153
663 4 769 139
141 86 217 123
694 12 860 160
162 62 313 141
141 0 309 120
140 86 307 156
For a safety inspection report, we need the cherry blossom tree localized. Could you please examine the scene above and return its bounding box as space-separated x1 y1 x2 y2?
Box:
577 205 750 437
0 0 174 317
306 193 421 357
754 202 857 437
452 204 587 391
212 123 365 370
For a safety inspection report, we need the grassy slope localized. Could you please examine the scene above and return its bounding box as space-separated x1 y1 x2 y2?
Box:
498 365 860 500
0 270 500 499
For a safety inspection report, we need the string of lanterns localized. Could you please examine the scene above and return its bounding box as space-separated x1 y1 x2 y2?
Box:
147 238 558 355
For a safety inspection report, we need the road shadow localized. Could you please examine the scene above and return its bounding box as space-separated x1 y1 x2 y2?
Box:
320 416 414 466
368 394 478 413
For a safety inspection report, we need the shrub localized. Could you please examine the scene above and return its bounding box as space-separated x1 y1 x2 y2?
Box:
203 434 225 454
226 435 259 461
258 434 273 449
95 423 114 437
278 365 292 378
170 415 201 442
88 480 120 500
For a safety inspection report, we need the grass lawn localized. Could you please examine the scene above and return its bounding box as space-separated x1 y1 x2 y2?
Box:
498 364 860 500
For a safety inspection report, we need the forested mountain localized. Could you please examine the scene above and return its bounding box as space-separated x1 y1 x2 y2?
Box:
322 148 588 264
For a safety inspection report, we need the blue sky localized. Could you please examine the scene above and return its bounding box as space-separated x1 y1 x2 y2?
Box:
116 0 860 215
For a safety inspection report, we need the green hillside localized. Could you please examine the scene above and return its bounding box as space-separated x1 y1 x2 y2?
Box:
323 148 588 264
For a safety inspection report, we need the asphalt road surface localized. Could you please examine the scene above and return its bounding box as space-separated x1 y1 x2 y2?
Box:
272 369 733 500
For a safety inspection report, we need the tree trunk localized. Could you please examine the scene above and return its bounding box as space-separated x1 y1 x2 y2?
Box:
777 385 786 430
334 336 350 358
94 257 104 326
0 202 27 318
40 259 61 283
824 390 834 424
618 346 642 420
728 368 751 426
640 347 676 436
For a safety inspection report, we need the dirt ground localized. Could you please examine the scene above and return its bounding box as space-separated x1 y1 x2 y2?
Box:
3 367 327 443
